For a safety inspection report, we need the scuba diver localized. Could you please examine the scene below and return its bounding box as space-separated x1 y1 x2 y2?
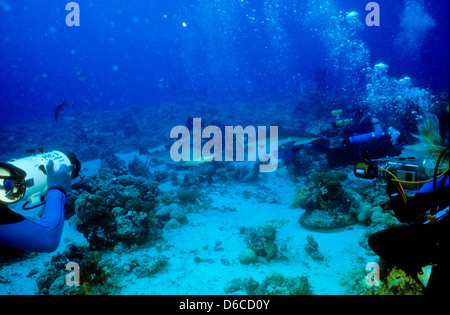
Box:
327 108 401 167
355 109 449 294
0 151 78 253
368 146 449 294
278 107 401 167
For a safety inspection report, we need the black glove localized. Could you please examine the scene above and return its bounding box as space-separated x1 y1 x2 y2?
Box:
387 180 427 223
46 160 71 195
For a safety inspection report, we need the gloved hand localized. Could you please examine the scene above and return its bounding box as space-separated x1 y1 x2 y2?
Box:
46 160 71 195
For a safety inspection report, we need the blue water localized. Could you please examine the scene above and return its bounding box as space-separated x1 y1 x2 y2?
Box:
1 0 448 125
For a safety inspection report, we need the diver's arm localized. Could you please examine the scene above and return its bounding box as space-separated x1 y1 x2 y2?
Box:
36 188 66 231
0 161 70 253
391 174 449 223
0 189 65 252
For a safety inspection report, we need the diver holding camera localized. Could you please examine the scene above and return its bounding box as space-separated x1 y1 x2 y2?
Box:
355 146 449 294
0 150 80 253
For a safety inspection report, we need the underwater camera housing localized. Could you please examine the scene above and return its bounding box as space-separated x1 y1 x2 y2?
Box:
353 156 431 191
0 150 80 209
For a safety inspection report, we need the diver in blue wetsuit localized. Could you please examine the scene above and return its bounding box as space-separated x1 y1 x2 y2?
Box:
369 148 449 295
0 160 71 253
278 111 400 167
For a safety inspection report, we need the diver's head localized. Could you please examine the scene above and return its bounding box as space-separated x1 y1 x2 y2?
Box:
347 105 364 121
0 163 27 205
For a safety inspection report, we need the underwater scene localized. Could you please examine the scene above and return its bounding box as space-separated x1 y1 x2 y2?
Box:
0 0 449 298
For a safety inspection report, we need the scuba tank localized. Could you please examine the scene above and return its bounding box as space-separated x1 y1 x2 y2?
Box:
349 130 385 144
349 116 385 144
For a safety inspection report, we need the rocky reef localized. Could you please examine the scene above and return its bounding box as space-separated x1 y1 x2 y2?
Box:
291 170 402 236
292 171 358 229
71 152 162 250
304 234 325 262
340 263 424 295
224 273 313 295
155 203 188 230
36 244 119 295
238 220 289 264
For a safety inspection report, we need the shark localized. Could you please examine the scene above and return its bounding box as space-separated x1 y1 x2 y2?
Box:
235 134 322 157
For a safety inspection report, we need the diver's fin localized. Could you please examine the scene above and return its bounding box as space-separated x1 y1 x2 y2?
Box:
417 265 433 288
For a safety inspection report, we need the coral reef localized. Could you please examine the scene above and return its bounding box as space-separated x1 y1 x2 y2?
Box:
72 153 161 249
345 182 402 250
304 234 324 261
36 244 119 295
292 171 358 229
285 149 329 178
291 169 403 243
129 255 169 279
293 171 351 211
379 266 424 295
128 155 151 178
238 248 257 265
176 188 202 206
341 264 424 295
239 220 288 263
224 273 313 295
155 203 188 229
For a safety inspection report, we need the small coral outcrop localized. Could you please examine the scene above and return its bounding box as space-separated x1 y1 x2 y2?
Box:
292 171 358 229
238 248 257 265
72 153 161 249
304 234 325 261
36 245 118 295
239 220 288 263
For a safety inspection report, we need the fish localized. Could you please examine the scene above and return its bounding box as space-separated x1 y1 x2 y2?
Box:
137 145 214 169
277 137 330 159
234 134 323 161
54 100 70 120
77 70 88 82
235 134 321 152
277 136 322 147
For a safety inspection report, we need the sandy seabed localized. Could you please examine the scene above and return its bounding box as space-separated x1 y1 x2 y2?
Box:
0 153 376 295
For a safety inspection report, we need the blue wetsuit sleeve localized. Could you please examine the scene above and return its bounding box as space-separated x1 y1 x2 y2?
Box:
0 189 65 252
418 174 449 193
